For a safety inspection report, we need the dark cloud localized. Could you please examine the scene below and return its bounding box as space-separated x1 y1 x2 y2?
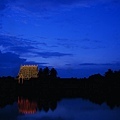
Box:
0 0 7 10
0 0 118 12
0 34 47 47
81 38 102 43
79 63 120 66
0 34 72 60
81 45 105 49
0 34 22 47
0 50 26 76
0 0 15 11
81 46 90 49
24 61 48 66
79 63 99 66
79 38 105 49
16 0 119 8
57 38 69 41
56 38 76 49
65 63 72 66
56 38 103 49
36 52 72 58
82 38 91 42
0 14 3 29
112 0 120 4
58 43 71 49
36 42 47 46
16 0 84 8
80 38 104 49
10 46 35 54
0 50 26 64
49 45 58 48
39 36 48 39
0 34 46 54
0 50 49 76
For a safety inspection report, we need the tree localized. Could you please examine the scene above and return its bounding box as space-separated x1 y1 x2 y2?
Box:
105 69 113 79
50 68 57 79
43 67 50 78
38 68 43 78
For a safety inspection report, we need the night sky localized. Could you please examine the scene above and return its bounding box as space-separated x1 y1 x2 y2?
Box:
0 0 120 78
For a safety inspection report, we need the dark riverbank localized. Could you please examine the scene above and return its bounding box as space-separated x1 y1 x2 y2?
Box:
0 69 120 109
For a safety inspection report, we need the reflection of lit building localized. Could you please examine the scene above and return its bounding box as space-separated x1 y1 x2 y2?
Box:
18 65 39 83
18 97 37 114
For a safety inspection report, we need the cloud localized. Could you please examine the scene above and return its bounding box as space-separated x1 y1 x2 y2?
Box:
13 0 120 9
0 50 49 76
56 38 78 49
65 63 72 66
0 50 27 76
79 63 120 66
79 38 105 50
0 33 47 54
25 61 48 65
56 37 104 49
0 33 47 46
0 34 72 64
79 63 100 66
0 0 16 11
36 52 72 58
81 45 105 50
0 24 2 29
0 14 3 29
10 46 34 54
0 0 7 11
0 0 119 12
81 38 102 43
0 34 35 54
0 50 26 64
57 38 70 41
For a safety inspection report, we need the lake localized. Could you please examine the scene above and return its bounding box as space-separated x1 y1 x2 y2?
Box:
0 98 120 120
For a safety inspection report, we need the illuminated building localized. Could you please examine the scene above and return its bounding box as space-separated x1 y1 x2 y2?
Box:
18 65 38 83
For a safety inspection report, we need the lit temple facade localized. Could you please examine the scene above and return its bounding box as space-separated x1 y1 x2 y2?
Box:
18 65 39 83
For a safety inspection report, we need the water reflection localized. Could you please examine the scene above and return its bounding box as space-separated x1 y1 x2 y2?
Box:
0 97 120 120
17 96 58 114
18 97 37 114
17 99 120 120
37 98 57 112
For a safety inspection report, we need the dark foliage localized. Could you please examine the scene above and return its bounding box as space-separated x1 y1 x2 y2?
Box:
38 67 57 79
0 69 120 111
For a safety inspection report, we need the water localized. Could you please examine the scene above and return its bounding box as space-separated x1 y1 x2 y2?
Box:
0 98 120 120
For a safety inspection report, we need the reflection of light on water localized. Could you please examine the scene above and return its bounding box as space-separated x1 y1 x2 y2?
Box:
18 97 37 114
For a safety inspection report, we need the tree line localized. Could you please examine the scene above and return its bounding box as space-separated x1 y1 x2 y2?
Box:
37 67 57 79
0 68 120 109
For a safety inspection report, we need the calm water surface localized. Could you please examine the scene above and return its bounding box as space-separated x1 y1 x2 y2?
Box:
0 98 120 120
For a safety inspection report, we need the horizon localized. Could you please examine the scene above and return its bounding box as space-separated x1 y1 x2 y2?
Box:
0 0 120 78
0 64 120 78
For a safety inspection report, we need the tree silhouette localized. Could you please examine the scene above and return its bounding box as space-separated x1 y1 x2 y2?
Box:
38 67 58 79
43 67 50 78
114 70 120 80
88 74 103 82
105 69 113 79
50 68 57 79
38 68 43 78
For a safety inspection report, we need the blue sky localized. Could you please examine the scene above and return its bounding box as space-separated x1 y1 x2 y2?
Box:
0 0 120 77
